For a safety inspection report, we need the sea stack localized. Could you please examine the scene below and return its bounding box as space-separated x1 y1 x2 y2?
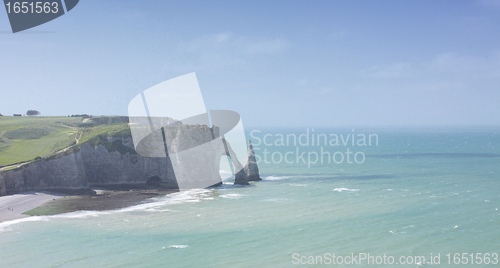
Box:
243 140 262 181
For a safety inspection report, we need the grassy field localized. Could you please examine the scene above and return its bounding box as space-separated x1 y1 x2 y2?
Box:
0 116 129 167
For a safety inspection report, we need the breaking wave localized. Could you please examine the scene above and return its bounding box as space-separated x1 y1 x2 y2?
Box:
333 188 359 192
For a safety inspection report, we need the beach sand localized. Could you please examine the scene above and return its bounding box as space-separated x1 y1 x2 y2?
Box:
0 188 179 223
0 192 66 222
25 188 179 217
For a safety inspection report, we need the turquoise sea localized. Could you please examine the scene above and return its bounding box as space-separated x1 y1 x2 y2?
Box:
1 127 499 267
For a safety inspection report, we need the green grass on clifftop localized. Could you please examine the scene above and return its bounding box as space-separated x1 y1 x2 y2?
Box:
4 126 55 140
0 116 130 167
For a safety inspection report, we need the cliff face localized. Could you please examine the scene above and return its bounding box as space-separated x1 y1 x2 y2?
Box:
80 137 176 187
0 125 257 196
0 137 177 195
0 176 6 196
1 151 88 193
162 124 250 188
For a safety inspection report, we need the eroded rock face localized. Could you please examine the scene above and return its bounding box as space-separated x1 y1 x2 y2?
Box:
0 176 6 196
243 140 262 181
1 152 88 194
0 141 177 195
0 125 256 196
81 137 175 186
223 139 249 186
163 125 249 188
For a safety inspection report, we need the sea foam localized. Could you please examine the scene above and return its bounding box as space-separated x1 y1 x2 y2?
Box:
333 188 359 192
264 176 291 181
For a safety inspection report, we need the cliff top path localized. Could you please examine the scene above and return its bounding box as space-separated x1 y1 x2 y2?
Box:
0 116 130 170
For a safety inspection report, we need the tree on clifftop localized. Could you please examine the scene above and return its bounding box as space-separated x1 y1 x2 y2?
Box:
26 110 41 116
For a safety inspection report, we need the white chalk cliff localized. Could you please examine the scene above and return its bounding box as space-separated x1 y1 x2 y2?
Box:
0 124 261 196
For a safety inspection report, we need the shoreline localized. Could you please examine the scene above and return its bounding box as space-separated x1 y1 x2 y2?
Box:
0 188 179 223
0 191 66 223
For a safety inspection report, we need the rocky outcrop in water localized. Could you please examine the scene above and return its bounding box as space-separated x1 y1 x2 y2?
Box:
243 140 261 181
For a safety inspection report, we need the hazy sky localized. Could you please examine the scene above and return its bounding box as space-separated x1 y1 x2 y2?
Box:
1 0 500 127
